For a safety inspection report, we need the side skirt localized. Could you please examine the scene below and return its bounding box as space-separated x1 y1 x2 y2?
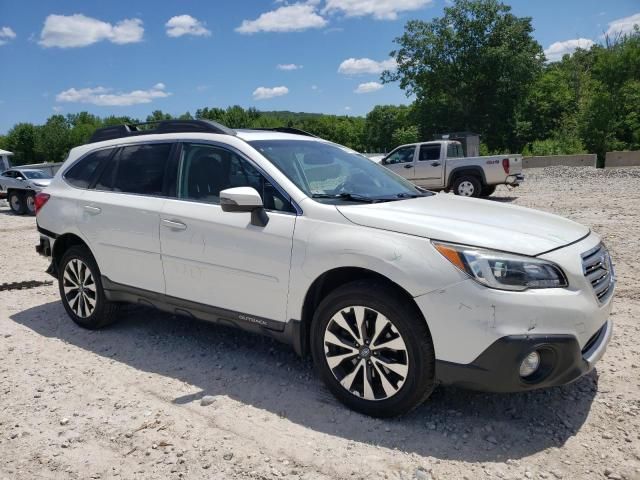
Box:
101 276 305 356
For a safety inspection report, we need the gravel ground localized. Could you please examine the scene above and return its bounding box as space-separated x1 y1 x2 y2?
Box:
1 167 639 480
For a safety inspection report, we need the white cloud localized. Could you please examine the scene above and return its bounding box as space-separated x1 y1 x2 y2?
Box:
605 12 640 37
323 0 432 20
544 38 595 62
354 82 383 94
252 86 289 100
311 84 318 90
277 63 303 70
236 3 327 34
0 26 16 46
39 14 143 48
56 83 170 106
338 57 397 75
165 15 211 37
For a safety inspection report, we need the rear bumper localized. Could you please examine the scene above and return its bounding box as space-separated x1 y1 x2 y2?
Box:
505 173 524 186
436 318 612 392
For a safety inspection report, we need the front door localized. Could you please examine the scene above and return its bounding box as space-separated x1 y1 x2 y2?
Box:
381 145 416 180
159 142 296 324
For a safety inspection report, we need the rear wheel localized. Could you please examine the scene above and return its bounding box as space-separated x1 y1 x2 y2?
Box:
25 191 36 215
58 245 119 329
311 281 435 417
452 175 482 198
8 191 26 215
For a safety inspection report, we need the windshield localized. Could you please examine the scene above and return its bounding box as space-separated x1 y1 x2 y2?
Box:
249 140 431 203
22 170 51 180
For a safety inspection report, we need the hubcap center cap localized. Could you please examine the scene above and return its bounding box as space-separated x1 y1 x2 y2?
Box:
359 346 372 359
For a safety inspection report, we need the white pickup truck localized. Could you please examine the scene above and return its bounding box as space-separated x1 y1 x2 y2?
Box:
377 140 523 197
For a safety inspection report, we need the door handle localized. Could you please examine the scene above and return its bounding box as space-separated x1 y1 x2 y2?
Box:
403 164 413 169
161 219 187 231
83 205 101 215
431 161 441 166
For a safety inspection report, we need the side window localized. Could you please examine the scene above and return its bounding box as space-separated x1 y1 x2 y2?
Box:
65 149 114 189
447 142 464 158
112 143 172 196
179 143 294 213
384 146 415 165
419 145 441 161
2 171 14 178
15 172 25 179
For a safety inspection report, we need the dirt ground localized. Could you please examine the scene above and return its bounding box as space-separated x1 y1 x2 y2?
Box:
1 166 639 480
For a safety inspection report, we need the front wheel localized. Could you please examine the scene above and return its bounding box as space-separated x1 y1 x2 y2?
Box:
311 281 435 417
452 175 482 197
58 245 119 329
8 191 26 215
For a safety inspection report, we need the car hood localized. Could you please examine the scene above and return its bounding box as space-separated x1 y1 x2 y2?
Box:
336 194 589 256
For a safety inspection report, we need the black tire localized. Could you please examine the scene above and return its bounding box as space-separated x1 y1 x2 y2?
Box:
8 190 26 215
452 175 482 198
480 185 496 197
25 191 36 215
58 245 119 329
310 281 435 417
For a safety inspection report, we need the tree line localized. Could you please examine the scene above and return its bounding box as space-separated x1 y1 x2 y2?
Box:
1 0 638 166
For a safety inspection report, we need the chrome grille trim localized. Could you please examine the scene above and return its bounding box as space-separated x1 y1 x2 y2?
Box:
581 244 615 303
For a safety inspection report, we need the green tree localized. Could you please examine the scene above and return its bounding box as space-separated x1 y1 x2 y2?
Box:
4 123 39 165
391 125 420 147
36 115 72 163
364 105 414 152
383 0 544 152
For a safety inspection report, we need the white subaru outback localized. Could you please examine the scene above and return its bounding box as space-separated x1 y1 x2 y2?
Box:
34 120 615 417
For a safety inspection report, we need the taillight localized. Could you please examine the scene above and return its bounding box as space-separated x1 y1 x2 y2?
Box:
502 158 510 174
35 193 50 215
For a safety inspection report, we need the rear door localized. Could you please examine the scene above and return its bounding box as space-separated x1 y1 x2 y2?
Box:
159 142 296 324
413 143 444 187
381 145 417 180
77 142 176 293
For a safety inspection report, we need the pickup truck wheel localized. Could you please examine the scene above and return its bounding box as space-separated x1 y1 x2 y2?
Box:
8 191 26 215
58 245 119 329
480 185 496 197
25 192 36 215
311 281 435 417
453 176 482 198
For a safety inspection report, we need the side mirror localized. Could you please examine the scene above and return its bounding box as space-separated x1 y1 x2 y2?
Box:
219 187 269 227
16 177 24 181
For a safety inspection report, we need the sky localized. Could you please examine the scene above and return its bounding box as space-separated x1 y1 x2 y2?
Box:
0 0 639 134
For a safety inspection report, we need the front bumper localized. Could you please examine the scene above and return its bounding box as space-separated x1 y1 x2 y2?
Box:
436 318 612 392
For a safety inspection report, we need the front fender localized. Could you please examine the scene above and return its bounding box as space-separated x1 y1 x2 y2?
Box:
286 216 467 321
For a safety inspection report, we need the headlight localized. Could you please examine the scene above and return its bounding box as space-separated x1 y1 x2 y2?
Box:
433 241 568 291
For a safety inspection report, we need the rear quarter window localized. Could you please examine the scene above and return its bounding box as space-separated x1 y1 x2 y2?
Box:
64 149 115 189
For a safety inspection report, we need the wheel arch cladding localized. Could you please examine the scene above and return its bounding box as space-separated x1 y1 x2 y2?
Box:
298 267 428 358
53 233 92 271
449 166 486 186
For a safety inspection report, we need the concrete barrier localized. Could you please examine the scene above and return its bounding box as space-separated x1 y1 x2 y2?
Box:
522 154 597 168
605 151 640 168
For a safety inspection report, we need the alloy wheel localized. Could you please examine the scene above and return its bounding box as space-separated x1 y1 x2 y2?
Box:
323 306 409 401
63 258 97 318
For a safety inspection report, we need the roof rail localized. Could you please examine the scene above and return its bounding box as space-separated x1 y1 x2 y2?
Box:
87 119 236 144
251 127 319 138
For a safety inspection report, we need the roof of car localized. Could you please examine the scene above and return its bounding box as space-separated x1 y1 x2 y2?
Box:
235 129 325 142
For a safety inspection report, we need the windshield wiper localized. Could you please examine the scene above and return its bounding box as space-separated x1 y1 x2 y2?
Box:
311 192 381 203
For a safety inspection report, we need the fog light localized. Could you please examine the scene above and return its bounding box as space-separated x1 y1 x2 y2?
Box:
519 351 541 378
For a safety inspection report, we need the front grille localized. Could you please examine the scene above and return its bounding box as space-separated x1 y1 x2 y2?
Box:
581 243 614 303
